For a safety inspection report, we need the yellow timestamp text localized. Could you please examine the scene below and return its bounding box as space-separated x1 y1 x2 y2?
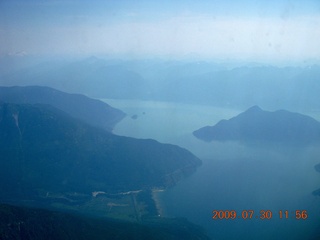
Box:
212 210 308 220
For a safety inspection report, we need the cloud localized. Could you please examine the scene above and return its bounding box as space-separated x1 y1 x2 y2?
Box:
7 51 28 56
87 15 320 60
1 13 320 61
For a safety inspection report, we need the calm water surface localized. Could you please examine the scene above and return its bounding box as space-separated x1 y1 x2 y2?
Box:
103 99 320 240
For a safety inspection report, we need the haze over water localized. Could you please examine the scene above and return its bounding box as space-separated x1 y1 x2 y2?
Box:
2 0 320 238
106 99 320 240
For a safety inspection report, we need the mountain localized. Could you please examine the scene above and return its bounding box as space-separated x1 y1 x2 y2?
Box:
0 102 201 201
193 106 320 144
0 203 210 240
2 56 320 111
0 86 125 131
151 65 320 111
313 163 320 197
0 57 148 99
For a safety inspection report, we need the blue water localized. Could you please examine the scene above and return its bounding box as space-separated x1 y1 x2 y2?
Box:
103 99 320 239
161 155 320 239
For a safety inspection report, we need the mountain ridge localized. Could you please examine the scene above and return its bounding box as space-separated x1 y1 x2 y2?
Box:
0 86 125 131
2 57 320 111
0 102 201 201
193 106 320 144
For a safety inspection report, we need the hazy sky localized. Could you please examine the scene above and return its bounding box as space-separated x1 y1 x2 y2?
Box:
1 0 320 62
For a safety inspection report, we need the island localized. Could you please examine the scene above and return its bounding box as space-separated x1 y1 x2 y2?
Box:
193 105 320 144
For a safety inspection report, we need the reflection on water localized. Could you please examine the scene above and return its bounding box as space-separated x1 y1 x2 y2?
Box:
103 99 320 239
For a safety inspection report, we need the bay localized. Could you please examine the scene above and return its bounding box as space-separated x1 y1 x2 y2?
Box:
102 99 320 240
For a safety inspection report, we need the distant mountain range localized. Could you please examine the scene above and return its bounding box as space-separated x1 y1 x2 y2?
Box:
0 86 125 131
0 102 201 200
193 106 320 144
1 56 320 111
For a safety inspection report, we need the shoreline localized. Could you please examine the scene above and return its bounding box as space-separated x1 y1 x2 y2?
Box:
151 189 167 217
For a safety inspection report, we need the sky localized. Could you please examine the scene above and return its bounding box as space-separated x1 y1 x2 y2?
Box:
0 0 320 62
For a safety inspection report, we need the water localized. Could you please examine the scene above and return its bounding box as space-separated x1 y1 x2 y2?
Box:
103 99 320 239
103 99 242 159
161 150 320 239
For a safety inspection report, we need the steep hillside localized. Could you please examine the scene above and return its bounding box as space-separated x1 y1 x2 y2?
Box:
0 102 201 201
0 203 210 240
193 106 320 144
0 86 125 131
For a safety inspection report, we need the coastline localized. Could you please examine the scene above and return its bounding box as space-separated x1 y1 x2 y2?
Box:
151 189 167 217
